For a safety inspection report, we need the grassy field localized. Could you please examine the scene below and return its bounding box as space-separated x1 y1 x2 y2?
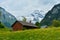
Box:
0 27 60 40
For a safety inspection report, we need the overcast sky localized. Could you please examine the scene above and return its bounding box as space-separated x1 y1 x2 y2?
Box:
0 0 60 17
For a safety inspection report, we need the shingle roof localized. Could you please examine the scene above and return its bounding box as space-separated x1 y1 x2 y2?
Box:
19 21 37 28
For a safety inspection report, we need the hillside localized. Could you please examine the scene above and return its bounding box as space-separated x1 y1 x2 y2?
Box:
40 4 60 26
0 27 60 40
0 7 16 27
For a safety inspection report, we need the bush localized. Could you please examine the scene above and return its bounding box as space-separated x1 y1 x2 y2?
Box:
52 20 60 27
0 22 5 28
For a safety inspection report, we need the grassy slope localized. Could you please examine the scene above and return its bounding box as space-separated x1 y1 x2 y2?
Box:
0 27 60 40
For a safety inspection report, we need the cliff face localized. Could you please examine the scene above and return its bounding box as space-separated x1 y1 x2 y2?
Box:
40 4 60 26
0 7 16 27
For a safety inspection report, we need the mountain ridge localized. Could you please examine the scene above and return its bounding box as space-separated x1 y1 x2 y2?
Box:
0 7 16 27
40 4 60 26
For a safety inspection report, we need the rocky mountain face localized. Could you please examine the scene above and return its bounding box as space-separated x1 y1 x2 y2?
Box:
40 4 60 26
31 10 44 18
0 7 16 27
31 10 44 22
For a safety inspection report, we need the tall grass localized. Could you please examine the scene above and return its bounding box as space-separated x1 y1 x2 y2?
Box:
0 27 60 40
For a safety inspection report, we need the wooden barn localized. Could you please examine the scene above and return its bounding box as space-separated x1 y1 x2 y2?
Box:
12 21 38 31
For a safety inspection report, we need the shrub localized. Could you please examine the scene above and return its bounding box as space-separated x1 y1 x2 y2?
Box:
52 20 60 27
0 22 5 28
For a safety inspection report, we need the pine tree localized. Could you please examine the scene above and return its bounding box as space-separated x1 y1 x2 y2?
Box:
35 22 40 28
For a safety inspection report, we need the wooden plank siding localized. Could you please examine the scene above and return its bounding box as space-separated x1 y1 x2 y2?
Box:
12 21 23 31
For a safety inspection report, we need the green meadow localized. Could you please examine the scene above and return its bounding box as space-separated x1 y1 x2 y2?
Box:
0 27 60 40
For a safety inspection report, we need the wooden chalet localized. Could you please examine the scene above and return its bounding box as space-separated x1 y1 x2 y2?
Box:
12 21 38 31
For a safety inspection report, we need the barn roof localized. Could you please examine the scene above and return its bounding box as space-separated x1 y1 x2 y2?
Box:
12 21 38 28
19 21 37 27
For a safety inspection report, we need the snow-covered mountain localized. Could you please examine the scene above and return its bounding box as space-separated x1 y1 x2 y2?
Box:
0 7 16 27
31 10 44 18
30 10 44 21
17 10 44 24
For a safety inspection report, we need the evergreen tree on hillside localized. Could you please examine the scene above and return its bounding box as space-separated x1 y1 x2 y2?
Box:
0 22 5 28
35 22 40 28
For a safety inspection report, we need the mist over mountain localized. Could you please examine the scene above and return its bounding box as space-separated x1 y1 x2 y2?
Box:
0 7 44 27
17 10 44 24
1 3 60 28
